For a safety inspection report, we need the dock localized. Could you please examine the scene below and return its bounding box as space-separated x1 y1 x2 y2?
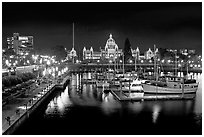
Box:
110 90 196 101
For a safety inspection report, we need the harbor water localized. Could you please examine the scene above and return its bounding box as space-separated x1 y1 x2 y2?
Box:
13 72 202 135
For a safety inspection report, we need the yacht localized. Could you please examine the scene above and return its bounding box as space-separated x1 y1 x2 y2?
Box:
122 79 144 98
143 76 199 94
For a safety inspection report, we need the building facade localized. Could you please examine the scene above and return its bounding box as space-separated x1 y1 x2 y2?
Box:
82 34 160 61
83 34 123 61
7 33 33 55
67 47 77 60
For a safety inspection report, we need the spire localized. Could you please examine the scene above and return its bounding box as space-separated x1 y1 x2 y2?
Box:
83 47 86 51
136 47 139 52
73 22 74 49
109 34 112 39
90 47 93 51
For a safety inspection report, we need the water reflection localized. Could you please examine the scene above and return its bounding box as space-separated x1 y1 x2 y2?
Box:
152 104 161 124
45 72 202 118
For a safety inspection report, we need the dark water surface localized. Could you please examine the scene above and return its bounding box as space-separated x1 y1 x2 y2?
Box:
14 73 202 135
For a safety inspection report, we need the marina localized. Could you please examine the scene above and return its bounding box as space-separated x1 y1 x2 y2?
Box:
12 72 202 135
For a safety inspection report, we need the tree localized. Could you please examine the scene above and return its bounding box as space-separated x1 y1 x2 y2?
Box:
123 38 133 63
51 45 67 61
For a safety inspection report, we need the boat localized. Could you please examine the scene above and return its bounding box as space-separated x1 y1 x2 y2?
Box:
96 80 110 88
122 79 144 98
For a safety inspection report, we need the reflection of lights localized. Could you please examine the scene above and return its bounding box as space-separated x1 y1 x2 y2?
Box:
47 60 51 65
58 71 61 76
43 69 46 76
152 105 161 124
18 106 31 110
48 69 52 74
5 60 9 66
168 60 171 63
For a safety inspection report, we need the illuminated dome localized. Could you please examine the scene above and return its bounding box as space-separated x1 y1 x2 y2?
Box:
105 34 118 50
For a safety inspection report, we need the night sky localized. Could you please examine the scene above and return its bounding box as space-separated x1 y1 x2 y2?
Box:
2 2 202 54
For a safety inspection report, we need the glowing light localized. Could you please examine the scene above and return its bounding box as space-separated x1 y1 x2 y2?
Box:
5 60 9 65
141 60 144 63
168 60 171 63
48 69 52 74
129 60 133 63
47 60 51 65
161 60 164 63
198 64 201 68
43 69 46 76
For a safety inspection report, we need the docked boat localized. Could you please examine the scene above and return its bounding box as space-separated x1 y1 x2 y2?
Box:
96 80 110 88
122 79 144 98
143 76 199 94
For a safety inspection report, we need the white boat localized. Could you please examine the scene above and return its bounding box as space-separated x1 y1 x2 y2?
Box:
96 80 110 88
143 77 199 94
122 79 144 98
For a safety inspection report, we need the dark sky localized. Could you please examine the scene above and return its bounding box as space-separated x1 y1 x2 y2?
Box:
2 2 202 54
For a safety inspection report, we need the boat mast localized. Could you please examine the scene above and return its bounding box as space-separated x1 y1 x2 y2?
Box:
154 44 157 81
72 22 75 64
135 53 137 72
175 50 177 76
123 52 125 75
154 44 158 97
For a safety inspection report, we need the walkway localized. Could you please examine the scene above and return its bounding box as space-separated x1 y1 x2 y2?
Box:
2 80 55 133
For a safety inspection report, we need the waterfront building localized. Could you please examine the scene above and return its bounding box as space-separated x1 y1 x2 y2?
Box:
144 48 158 59
132 47 140 60
188 49 196 54
83 34 123 61
82 34 160 61
67 48 77 60
180 49 188 55
7 33 33 55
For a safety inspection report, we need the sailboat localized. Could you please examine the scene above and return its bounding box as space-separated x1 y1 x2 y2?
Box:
143 45 199 94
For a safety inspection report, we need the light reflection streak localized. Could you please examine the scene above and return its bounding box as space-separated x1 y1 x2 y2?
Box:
152 104 161 124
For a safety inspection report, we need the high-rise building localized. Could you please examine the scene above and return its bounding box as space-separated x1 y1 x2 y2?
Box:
6 33 33 55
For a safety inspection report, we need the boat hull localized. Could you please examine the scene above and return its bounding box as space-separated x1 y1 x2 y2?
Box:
143 84 198 94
